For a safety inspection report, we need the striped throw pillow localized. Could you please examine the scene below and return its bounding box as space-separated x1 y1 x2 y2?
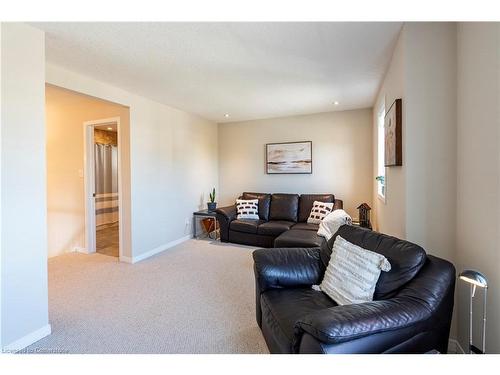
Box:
319 236 391 305
236 199 259 220
307 201 334 224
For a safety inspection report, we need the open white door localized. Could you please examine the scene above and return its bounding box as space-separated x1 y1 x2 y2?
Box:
83 117 122 257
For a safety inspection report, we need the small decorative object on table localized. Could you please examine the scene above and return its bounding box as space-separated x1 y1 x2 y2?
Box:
356 203 372 229
207 187 217 212
459 269 488 354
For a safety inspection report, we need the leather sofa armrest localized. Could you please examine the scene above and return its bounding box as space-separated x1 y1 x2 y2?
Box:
253 247 323 293
293 297 431 349
215 205 237 242
215 205 237 220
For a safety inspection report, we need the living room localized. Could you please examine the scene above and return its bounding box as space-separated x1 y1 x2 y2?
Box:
1 1 499 373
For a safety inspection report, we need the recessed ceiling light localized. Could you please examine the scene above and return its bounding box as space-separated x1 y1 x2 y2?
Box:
107 127 113 130
224 114 230 118
333 101 339 106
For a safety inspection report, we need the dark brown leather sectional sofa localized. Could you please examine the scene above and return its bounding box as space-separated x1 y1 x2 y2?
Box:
253 225 456 353
215 192 343 248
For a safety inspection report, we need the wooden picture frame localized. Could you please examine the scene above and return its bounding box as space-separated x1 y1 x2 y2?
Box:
265 141 312 174
384 98 402 166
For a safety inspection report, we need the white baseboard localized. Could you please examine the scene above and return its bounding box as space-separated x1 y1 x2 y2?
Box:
120 235 191 264
119 255 134 263
74 246 89 254
448 338 465 354
2 324 51 353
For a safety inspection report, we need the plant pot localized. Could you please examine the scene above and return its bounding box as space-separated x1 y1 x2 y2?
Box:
207 202 217 212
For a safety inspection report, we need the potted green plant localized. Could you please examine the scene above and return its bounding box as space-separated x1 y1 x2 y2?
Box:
207 188 217 212
376 175 385 196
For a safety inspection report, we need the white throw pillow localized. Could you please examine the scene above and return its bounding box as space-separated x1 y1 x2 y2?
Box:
319 236 391 305
236 199 259 220
317 209 352 240
307 201 334 224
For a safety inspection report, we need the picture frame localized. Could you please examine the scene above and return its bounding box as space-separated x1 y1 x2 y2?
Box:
266 141 312 174
384 98 402 166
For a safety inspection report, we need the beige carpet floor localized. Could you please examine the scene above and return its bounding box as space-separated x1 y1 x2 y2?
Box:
25 239 269 354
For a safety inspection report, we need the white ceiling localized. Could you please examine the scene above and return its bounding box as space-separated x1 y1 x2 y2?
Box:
33 22 402 123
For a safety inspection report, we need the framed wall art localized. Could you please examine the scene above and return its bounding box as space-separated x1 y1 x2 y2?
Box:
266 141 312 174
384 98 402 166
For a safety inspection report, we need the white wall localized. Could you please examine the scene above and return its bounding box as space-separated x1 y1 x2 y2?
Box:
456 22 500 354
218 109 373 220
404 23 458 262
372 30 406 238
0 21 3 350
373 23 458 343
373 23 457 262
45 85 131 258
1 23 50 349
46 64 219 261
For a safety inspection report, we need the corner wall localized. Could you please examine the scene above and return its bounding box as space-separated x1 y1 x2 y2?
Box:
46 64 219 262
1 23 50 349
373 23 458 342
218 109 373 219
371 30 406 238
45 84 131 258
373 23 457 262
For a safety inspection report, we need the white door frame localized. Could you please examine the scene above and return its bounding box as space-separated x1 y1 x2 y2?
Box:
83 117 123 258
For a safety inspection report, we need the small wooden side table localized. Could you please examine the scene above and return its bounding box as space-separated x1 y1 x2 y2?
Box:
193 209 219 240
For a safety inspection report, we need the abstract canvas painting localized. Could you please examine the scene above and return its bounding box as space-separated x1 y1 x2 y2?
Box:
384 98 402 166
266 141 312 174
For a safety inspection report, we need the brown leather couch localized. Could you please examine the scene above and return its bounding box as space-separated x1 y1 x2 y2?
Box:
253 225 455 353
215 192 343 248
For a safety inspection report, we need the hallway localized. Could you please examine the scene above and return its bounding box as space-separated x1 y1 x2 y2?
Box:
96 222 119 257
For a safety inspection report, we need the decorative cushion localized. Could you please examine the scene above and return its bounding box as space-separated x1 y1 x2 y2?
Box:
307 201 334 224
269 194 299 222
242 192 271 221
236 199 259 220
319 235 391 305
323 225 427 300
298 194 334 222
257 220 294 236
317 209 352 240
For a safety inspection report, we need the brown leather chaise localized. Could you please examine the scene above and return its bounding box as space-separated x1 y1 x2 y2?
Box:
253 225 456 353
215 192 343 248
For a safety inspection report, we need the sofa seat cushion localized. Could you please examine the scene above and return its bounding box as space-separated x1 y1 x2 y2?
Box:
230 219 265 234
257 220 294 236
275 229 326 248
261 288 337 353
291 222 319 231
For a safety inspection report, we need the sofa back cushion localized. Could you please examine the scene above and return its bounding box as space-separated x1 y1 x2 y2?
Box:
269 193 299 222
298 194 335 222
242 192 271 221
322 225 427 300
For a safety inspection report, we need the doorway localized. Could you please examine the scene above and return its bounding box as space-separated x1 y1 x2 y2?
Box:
84 117 123 258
